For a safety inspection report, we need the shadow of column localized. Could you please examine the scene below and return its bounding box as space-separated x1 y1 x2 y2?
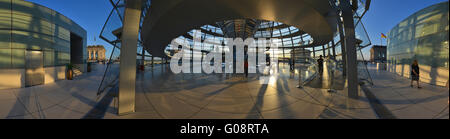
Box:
245 84 268 119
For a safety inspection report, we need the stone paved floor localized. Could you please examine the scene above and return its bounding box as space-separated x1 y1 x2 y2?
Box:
8 62 445 119
0 64 111 119
104 63 377 119
364 64 449 119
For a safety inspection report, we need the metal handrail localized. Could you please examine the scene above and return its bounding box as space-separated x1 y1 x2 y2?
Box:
358 46 374 86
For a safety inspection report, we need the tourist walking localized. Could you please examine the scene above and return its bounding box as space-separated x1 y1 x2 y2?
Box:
410 60 422 89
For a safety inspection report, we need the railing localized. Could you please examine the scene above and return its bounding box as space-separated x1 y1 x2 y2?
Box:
357 46 374 86
299 57 319 86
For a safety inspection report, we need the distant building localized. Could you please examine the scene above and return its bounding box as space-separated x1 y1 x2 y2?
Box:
88 45 106 62
0 0 87 89
387 1 449 86
370 45 386 63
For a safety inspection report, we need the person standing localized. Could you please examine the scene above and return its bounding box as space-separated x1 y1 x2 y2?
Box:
411 60 422 89
317 55 324 76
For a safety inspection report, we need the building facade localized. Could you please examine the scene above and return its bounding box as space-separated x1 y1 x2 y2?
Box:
387 1 449 86
88 45 106 62
0 0 87 89
370 45 387 63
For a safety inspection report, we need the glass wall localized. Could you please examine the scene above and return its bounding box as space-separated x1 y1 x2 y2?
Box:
387 1 449 69
0 0 85 69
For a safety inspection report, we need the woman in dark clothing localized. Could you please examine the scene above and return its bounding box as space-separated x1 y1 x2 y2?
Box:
411 60 422 89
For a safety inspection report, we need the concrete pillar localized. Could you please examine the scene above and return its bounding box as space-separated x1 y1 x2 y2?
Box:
118 0 142 115
340 0 359 98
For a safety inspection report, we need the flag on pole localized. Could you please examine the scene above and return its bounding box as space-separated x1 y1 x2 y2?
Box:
381 33 387 38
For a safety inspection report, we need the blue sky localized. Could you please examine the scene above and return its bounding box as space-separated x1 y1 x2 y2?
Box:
26 0 449 59
26 0 113 56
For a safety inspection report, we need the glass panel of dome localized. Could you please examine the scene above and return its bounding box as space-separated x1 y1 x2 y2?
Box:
293 38 300 45
0 48 11 68
0 12 11 29
11 49 24 68
0 30 10 49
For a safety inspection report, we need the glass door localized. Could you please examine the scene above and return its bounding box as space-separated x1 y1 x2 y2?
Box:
25 50 44 87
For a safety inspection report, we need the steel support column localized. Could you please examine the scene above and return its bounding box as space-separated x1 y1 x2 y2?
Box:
341 0 359 98
141 45 145 69
322 45 326 57
312 47 315 58
327 43 331 58
337 15 347 76
151 55 154 67
118 0 142 115
331 39 336 59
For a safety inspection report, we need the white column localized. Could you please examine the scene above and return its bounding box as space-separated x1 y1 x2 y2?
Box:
118 0 142 115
